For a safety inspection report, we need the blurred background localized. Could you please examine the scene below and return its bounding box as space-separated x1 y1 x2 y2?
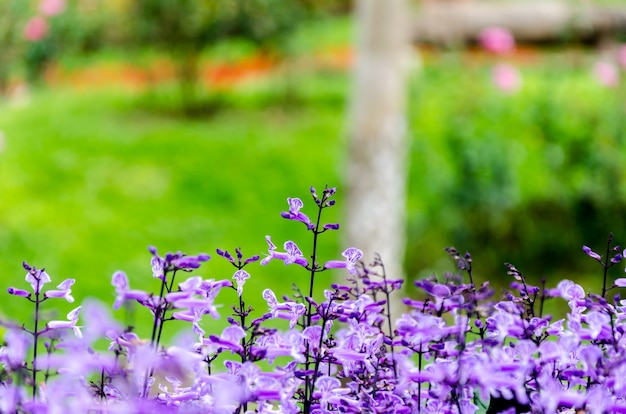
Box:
1 0 626 335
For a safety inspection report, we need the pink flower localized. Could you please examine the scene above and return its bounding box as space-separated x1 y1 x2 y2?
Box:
478 27 515 54
594 61 619 87
491 64 522 93
23 16 48 41
39 0 65 16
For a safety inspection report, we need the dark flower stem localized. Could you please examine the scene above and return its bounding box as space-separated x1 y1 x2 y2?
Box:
303 195 327 413
601 235 613 299
379 258 398 380
145 268 176 398
31 278 43 400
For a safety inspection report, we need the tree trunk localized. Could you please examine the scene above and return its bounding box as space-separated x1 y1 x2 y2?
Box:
346 0 411 315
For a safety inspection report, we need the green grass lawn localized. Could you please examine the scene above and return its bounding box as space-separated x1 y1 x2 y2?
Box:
0 75 353 339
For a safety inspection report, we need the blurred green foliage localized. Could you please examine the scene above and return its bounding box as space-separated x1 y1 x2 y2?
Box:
127 0 344 112
0 0 30 92
0 69 349 338
407 52 626 290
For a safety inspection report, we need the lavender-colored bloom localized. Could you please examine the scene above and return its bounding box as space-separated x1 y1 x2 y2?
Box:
611 253 623 264
172 253 210 270
323 247 363 274
6 287 30 298
44 278 75 302
583 245 602 261
47 306 82 338
111 271 149 310
24 264 51 294
286 302 306 329
262 288 306 329
80 299 122 344
1 330 30 367
557 280 586 302
262 288 280 316
260 236 308 267
178 275 203 292
204 326 246 354
280 197 314 229
233 270 250 297
216 248 235 263
313 376 351 407
151 253 166 280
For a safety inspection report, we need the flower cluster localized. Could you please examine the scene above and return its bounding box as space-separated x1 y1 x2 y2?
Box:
3 186 626 413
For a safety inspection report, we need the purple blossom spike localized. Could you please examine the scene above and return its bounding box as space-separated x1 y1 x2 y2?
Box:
283 241 307 266
47 306 82 338
150 252 166 280
244 255 260 265
280 198 314 229
611 253 623 264
204 326 246 353
323 247 363 274
260 236 308 267
262 289 279 315
287 302 306 329
24 265 51 294
111 271 149 310
171 254 210 270
44 278 75 302
583 245 602 261
7 287 30 298
232 270 250 297
216 249 235 263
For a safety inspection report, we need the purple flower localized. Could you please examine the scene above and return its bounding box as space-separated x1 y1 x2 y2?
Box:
24 264 51 294
217 248 235 263
323 247 363 274
262 288 280 315
171 253 210 270
233 269 250 297
6 287 30 298
44 278 75 302
260 236 308 267
111 271 149 310
150 252 166 280
583 245 602 261
204 326 246 354
1 330 30 367
262 288 306 329
47 306 82 338
280 197 314 229
313 376 350 407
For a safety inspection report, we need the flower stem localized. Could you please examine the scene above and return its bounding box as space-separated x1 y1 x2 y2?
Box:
31 280 41 400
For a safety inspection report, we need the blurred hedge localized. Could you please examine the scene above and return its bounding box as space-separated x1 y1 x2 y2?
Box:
406 53 626 289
